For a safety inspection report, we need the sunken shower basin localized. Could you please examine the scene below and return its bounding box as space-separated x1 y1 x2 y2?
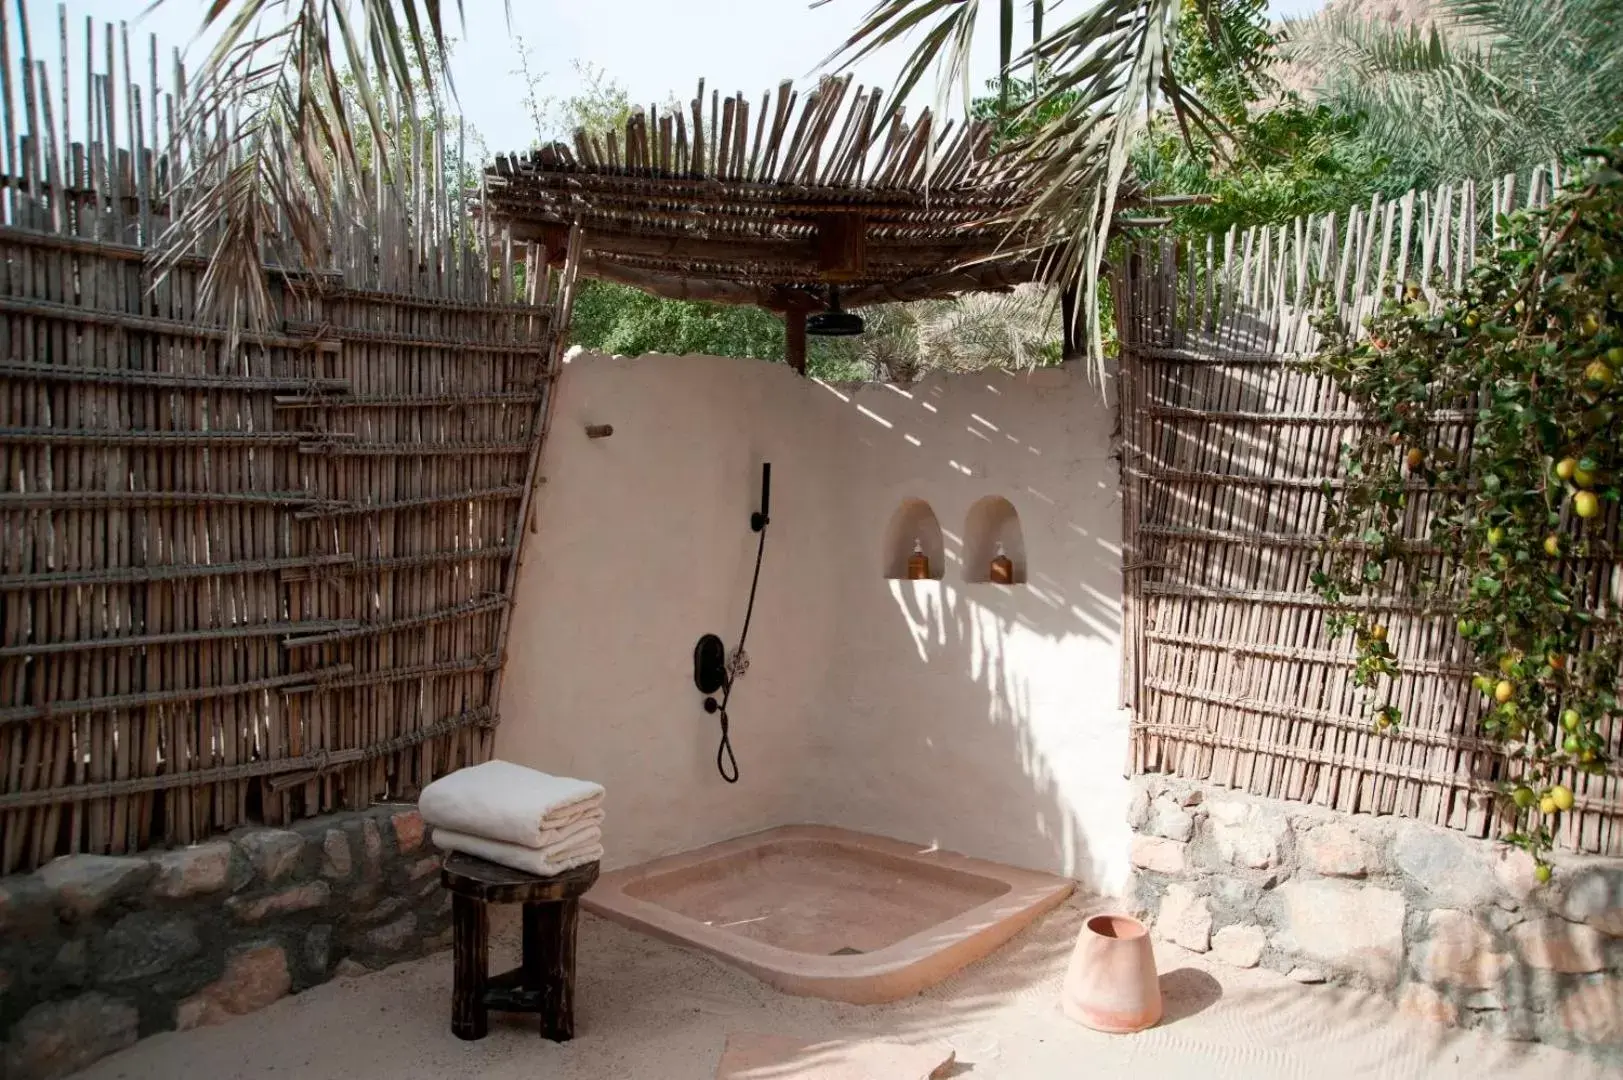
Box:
583 825 1074 1004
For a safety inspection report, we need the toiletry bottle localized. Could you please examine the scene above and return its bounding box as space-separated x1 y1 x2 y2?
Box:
907 538 931 580
990 541 1014 584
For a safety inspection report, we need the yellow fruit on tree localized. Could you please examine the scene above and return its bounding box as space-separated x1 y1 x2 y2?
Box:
1551 785 1575 812
1499 652 1522 675
1556 457 1578 481
1511 785 1536 809
1494 680 1514 703
1583 360 1616 390
1405 448 1424 470
1573 465 1597 488
1487 526 1505 548
1539 795 1558 815
1544 534 1562 557
1534 863 1552 884
1370 624 1388 642
1574 491 1600 519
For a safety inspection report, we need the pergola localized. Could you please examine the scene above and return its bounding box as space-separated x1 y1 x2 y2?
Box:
481 75 1055 372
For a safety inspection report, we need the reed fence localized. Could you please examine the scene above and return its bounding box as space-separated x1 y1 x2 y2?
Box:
1117 163 1623 855
0 5 578 873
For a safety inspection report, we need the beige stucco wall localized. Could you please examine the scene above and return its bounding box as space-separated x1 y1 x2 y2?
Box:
496 351 1130 892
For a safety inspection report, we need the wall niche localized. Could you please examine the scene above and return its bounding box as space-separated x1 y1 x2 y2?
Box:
962 496 1026 584
882 498 946 580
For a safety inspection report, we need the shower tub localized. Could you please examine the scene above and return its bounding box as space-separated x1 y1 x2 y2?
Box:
583 825 1074 1004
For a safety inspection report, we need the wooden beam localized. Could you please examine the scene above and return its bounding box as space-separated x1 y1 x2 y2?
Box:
815 213 866 281
784 309 807 375
569 255 772 306
841 258 1043 307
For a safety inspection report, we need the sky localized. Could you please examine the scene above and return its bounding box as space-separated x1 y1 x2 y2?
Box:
26 0 1328 155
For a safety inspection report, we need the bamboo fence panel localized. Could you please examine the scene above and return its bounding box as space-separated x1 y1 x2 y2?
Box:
0 5 580 873
1118 164 1623 855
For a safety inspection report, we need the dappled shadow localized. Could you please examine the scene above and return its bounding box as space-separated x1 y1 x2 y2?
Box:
799 364 1127 889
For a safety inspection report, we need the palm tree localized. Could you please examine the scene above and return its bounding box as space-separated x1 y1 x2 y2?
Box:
817 0 1248 362
842 288 1062 382
1286 0 1623 188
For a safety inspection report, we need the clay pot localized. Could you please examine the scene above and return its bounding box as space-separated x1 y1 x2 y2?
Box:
1060 913 1162 1033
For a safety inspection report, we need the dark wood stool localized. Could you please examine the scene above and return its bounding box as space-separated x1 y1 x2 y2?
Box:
440 852 600 1042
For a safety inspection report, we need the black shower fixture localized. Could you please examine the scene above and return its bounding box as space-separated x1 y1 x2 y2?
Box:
807 287 865 337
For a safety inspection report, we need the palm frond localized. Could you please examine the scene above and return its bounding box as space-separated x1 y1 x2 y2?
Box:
152 0 462 324
1286 0 1623 186
844 286 1061 380
821 0 1207 374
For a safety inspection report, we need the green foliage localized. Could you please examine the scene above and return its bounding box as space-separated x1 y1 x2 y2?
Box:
1308 143 1623 873
567 281 869 381
1170 0 1276 124
1129 0 1406 232
823 0 1234 369
969 70 1075 152
1135 101 1406 233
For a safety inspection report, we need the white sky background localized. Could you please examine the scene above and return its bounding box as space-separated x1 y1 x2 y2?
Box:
20 0 1327 156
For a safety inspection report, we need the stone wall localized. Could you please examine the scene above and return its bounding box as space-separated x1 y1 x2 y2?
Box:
1127 775 1623 1059
0 804 446 1080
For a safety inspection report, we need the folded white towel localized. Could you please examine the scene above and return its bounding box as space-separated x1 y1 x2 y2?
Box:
433 827 603 877
532 811 604 852
419 760 604 849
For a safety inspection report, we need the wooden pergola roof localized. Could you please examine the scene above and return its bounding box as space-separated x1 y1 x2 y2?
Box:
482 75 1047 319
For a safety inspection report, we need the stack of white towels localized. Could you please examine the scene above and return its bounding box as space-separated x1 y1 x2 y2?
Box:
419 760 604 876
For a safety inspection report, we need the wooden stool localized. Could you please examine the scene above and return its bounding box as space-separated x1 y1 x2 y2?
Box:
440 852 600 1042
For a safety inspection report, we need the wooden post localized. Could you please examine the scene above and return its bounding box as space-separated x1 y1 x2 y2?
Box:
784 308 807 375
533 899 581 1041
451 894 489 1040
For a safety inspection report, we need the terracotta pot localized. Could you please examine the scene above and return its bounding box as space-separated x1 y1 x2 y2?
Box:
1060 913 1162 1033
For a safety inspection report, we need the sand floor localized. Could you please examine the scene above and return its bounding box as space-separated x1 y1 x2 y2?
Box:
70 897 1611 1080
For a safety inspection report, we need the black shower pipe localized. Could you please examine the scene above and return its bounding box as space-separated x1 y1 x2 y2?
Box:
707 462 770 783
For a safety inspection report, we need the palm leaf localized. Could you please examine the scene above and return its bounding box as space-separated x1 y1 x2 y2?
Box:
1286 0 1623 186
821 0 1212 374
150 0 465 323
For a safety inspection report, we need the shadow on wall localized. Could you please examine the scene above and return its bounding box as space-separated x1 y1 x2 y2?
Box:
807 366 1129 890
497 353 1129 890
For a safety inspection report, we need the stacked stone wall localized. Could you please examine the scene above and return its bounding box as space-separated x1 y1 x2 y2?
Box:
0 804 445 1080
1128 776 1623 1059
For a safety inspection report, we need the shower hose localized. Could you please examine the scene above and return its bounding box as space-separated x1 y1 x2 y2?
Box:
714 520 767 784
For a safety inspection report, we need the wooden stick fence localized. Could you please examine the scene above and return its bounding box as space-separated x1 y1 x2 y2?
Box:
1117 162 1623 856
0 4 578 873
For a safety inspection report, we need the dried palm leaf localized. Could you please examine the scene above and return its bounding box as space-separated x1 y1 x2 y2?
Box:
150 0 480 324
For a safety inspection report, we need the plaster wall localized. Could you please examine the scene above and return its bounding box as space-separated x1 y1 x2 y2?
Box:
495 351 1130 892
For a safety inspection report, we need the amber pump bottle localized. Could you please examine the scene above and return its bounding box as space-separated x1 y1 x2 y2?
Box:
990 541 1014 585
907 538 931 580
